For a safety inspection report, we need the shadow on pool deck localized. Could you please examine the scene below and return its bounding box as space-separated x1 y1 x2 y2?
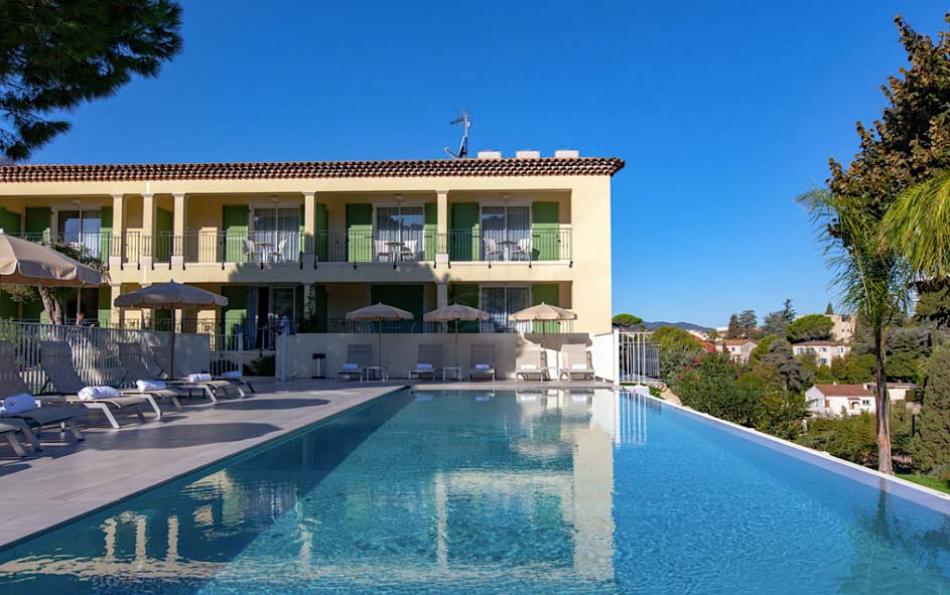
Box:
86 422 283 450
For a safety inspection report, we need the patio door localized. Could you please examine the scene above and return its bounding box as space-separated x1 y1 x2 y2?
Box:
57 209 101 259
252 206 300 262
481 286 530 332
481 205 529 261
375 205 424 261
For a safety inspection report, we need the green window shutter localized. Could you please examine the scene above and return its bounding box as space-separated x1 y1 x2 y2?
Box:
312 284 328 332
315 204 328 260
155 208 173 261
98 286 112 327
22 300 42 322
295 285 304 322
532 283 560 333
424 202 437 260
0 207 21 235
449 283 480 332
299 205 306 256
99 206 113 260
346 204 373 262
24 207 51 242
450 203 479 261
370 284 424 331
221 286 248 336
532 202 559 261
222 205 249 262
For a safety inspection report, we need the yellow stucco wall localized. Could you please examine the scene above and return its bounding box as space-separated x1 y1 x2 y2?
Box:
1 172 615 332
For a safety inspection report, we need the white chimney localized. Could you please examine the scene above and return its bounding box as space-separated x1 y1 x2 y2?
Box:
554 149 580 158
515 150 540 159
476 150 502 159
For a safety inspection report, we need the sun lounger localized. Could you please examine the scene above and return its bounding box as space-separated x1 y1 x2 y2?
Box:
39 341 158 429
0 419 35 458
469 344 496 381
151 346 247 399
560 344 595 381
118 342 214 407
0 341 84 443
337 344 373 381
409 344 442 381
515 349 547 381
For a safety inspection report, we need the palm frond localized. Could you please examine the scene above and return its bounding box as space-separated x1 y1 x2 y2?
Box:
881 171 950 277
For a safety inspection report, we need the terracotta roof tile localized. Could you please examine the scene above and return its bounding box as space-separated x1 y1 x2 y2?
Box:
813 384 872 397
0 157 625 183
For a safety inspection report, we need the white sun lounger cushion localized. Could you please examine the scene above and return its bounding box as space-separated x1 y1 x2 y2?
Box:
187 373 213 383
1 393 36 414
475 364 491 370
571 363 589 371
220 370 242 379
136 380 167 392
519 364 537 371
79 386 121 400
341 363 359 371
415 363 433 371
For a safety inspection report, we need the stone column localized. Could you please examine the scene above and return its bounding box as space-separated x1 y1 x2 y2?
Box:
435 190 449 264
108 194 126 270
436 281 448 309
141 193 155 269
171 192 187 269
302 191 316 267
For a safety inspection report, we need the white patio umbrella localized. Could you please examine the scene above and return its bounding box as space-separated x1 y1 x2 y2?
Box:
114 282 228 377
509 302 577 370
345 303 413 368
0 232 102 287
424 303 490 366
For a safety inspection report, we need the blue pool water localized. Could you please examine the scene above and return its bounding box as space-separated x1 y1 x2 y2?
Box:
0 389 947 593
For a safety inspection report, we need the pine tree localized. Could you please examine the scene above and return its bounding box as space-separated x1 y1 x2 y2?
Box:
825 302 835 316
911 348 950 474
726 314 741 339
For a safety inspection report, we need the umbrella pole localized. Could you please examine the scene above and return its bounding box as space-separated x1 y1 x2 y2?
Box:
169 309 176 380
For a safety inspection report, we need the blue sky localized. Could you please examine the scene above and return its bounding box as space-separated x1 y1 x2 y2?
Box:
23 1 950 327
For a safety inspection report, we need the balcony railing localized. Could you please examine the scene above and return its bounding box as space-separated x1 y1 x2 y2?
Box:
108 227 572 268
440 229 572 264
5 232 112 264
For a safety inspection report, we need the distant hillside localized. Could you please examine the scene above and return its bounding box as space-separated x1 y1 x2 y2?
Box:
642 321 713 333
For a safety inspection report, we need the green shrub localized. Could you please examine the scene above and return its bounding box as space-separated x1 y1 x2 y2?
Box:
787 314 834 343
244 354 275 377
911 348 950 474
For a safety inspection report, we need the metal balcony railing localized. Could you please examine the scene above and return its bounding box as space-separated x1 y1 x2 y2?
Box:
439 228 572 264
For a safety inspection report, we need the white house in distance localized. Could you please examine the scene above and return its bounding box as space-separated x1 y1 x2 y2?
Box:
792 341 851 367
805 383 917 417
828 314 856 342
719 339 757 364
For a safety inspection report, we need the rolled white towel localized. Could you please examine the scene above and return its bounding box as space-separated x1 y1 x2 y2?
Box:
78 386 121 401
474 364 491 371
136 379 167 392
519 363 537 371
187 373 212 383
571 363 589 371
220 370 242 379
341 363 359 371
415 363 433 371
1 393 37 414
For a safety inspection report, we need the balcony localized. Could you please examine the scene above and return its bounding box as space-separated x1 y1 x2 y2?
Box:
111 228 572 268
8 232 111 265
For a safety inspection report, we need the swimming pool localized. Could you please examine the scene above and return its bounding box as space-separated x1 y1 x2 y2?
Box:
0 389 946 593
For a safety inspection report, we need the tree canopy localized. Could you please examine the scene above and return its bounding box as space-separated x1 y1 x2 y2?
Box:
786 314 834 343
612 313 643 329
0 0 183 160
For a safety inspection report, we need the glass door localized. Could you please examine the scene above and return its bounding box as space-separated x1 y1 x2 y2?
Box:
480 206 529 261
375 205 424 262
481 286 530 332
252 206 300 263
57 210 101 259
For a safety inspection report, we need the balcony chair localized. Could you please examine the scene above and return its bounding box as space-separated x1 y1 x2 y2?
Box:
374 239 392 263
400 239 418 261
482 238 503 261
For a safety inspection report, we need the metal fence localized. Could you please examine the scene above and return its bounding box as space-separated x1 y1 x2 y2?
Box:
0 320 171 394
617 331 660 383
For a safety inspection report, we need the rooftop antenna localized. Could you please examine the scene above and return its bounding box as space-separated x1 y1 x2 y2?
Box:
444 111 471 158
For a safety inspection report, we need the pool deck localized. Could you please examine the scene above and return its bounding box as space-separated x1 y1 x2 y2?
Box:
0 380 405 549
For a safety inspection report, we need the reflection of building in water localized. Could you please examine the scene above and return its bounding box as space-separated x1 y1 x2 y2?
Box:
0 390 644 588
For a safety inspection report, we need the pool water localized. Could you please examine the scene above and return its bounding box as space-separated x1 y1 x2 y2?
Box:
0 389 947 593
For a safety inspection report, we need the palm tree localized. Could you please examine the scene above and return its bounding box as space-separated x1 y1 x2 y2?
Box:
798 188 910 474
881 171 950 276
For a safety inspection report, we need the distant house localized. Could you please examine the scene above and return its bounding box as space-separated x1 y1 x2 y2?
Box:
805 383 917 417
791 341 850 366
719 339 757 364
828 314 856 343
